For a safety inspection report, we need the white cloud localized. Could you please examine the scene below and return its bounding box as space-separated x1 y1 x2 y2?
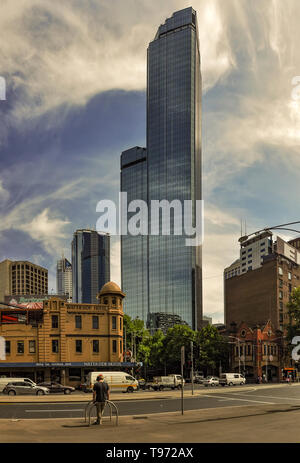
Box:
18 208 70 253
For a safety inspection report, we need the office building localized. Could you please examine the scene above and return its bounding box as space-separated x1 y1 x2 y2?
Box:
121 7 202 330
121 147 148 321
0 259 48 302
72 230 110 304
56 257 72 301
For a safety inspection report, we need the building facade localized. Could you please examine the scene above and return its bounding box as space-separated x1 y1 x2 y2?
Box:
0 282 131 385
72 230 110 304
56 258 72 301
0 260 48 302
227 321 283 382
121 7 202 330
121 147 148 321
225 234 300 332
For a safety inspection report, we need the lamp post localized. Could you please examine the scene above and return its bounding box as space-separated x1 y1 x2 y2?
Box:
229 336 241 374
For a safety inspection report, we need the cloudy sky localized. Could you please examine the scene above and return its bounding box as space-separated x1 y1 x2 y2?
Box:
0 0 300 323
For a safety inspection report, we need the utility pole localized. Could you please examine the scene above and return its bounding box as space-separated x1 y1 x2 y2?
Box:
190 340 194 396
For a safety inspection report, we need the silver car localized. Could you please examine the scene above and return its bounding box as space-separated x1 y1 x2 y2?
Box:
3 381 50 396
203 376 220 387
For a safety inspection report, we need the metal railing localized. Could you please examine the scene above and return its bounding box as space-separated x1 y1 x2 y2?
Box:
85 400 119 426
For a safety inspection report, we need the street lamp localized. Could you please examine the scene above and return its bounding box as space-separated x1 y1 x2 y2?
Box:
228 336 241 374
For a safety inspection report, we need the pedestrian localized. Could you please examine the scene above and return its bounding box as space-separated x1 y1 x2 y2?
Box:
92 374 110 425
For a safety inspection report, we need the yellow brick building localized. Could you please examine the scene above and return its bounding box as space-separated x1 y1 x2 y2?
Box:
0 282 131 386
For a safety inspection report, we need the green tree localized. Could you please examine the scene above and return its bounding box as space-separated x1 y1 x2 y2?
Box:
195 325 230 375
162 325 196 371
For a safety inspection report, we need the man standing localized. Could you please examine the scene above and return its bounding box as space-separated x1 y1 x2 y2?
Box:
92 374 110 425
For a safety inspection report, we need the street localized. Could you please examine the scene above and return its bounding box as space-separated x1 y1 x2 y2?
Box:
1 383 300 420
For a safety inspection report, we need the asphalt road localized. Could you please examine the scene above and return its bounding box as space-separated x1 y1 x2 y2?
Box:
1 384 300 419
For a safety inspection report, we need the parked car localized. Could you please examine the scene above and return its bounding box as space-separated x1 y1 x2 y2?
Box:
3 381 49 396
203 376 219 387
37 382 75 394
0 377 36 392
194 375 204 384
219 373 246 386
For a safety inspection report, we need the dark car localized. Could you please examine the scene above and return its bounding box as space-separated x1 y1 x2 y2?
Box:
37 382 75 394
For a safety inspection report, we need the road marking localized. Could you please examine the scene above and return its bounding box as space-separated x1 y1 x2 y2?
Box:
201 394 275 405
25 408 84 413
228 393 300 401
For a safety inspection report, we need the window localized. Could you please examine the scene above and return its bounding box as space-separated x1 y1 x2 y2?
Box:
92 316 99 329
261 248 265 253
264 345 267 355
93 340 99 353
248 255 252 259
112 316 117 330
278 267 283 275
75 315 82 329
52 340 59 353
279 279 283 288
248 266 252 270
52 315 58 329
120 318 122 330
112 340 117 353
75 340 82 353
279 291 283 299
112 298 116 305
17 341 24 354
288 272 292 280
104 298 108 305
29 340 36 353
248 248 252 252
5 341 10 354
247 345 251 356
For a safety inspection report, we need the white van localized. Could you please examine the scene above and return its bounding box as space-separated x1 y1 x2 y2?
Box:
86 371 138 393
168 374 185 388
219 373 246 386
0 377 36 392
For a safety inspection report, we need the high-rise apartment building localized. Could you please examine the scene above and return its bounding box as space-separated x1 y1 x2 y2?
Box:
56 258 72 301
0 259 48 302
71 230 110 304
121 7 202 330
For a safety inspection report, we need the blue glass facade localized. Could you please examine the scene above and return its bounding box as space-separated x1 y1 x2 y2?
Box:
72 230 110 304
121 147 148 321
121 7 202 330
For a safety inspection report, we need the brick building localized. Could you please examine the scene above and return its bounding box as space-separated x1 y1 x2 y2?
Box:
225 236 300 333
226 320 284 381
0 282 133 386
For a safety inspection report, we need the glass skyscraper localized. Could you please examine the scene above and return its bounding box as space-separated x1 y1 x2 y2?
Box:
72 229 110 304
121 7 202 330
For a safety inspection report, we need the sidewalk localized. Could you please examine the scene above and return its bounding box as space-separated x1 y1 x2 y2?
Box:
2 402 300 442
0 382 295 403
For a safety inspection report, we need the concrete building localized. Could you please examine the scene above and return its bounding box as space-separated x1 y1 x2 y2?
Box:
0 282 133 385
224 234 300 333
0 260 48 302
202 315 212 327
56 257 72 302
